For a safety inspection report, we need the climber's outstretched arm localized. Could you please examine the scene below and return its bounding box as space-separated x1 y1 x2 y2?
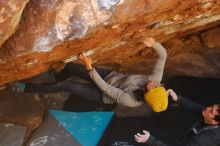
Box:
142 37 167 82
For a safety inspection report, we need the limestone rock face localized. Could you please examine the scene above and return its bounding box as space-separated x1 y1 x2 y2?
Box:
0 0 220 85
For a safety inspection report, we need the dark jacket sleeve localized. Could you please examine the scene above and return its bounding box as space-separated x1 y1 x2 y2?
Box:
144 136 168 146
145 129 220 146
182 128 220 146
177 95 204 117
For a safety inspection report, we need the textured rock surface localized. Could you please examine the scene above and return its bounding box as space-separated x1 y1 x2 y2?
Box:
0 90 44 144
0 0 220 85
201 27 220 48
163 34 220 80
0 0 29 47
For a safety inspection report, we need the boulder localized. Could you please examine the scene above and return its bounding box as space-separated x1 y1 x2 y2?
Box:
201 27 220 48
0 89 44 144
0 0 220 85
0 0 29 47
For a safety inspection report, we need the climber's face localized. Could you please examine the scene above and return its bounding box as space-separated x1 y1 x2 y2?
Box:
146 81 160 91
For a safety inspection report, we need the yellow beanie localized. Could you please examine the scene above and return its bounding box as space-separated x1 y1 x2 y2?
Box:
144 87 168 112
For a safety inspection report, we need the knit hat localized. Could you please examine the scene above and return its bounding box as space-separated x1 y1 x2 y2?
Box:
144 87 168 112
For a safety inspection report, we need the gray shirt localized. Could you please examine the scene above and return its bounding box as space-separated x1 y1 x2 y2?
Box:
89 42 167 107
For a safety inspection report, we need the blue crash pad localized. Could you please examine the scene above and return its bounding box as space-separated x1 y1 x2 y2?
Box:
49 110 114 146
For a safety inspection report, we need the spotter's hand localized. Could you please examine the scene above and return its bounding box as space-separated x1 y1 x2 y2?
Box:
134 130 150 143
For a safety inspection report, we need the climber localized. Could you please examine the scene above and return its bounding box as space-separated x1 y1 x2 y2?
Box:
134 90 220 146
10 37 171 112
